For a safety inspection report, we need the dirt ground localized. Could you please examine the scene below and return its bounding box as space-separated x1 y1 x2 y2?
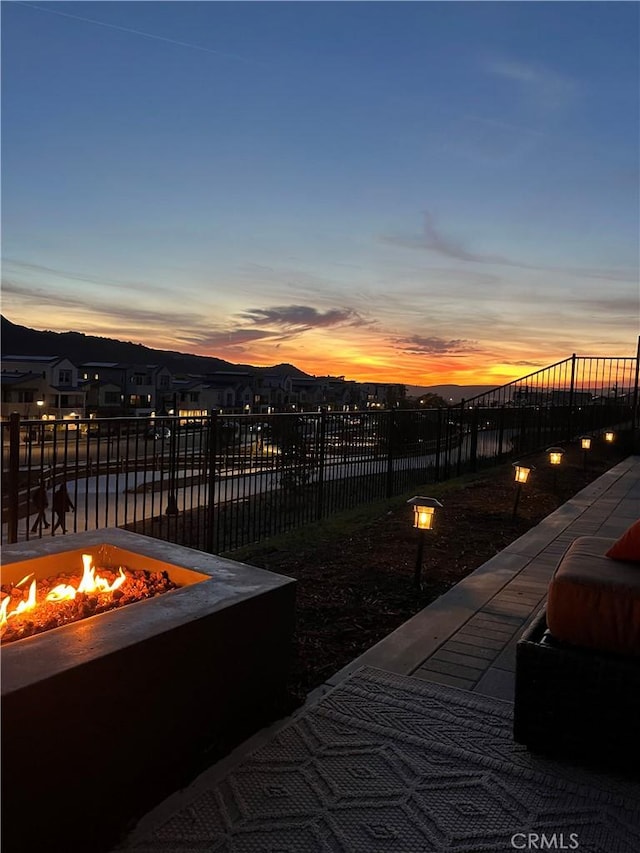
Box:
235 443 627 706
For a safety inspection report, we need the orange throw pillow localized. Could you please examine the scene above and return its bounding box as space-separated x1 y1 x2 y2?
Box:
606 519 640 562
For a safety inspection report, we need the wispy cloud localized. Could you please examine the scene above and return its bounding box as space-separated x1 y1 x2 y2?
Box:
486 58 578 111
380 212 510 265
393 334 479 356
239 305 371 331
175 328 283 349
2 280 205 329
3 258 175 296
236 264 361 307
175 304 373 353
380 212 639 283
572 295 640 314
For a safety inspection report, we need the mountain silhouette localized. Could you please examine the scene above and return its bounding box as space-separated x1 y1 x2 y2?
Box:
1 316 311 378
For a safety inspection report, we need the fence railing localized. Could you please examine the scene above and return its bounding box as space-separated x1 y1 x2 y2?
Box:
2 352 638 552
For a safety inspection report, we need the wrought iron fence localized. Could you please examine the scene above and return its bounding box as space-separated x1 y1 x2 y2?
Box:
3 352 638 552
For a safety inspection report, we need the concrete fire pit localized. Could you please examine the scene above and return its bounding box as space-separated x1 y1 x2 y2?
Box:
1 529 296 853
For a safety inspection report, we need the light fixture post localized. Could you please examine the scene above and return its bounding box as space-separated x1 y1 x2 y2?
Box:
414 529 426 590
512 482 523 519
407 496 443 591
580 436 592 470
546 447 564 491
512 462 533 520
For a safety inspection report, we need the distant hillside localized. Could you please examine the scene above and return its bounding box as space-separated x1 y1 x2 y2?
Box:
0 316 311 378
406 384 498 403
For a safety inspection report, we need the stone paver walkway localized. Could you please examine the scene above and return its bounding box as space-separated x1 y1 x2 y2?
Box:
322 455 640 702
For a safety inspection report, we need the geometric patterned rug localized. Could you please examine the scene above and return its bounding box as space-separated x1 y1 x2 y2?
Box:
116 666 640 853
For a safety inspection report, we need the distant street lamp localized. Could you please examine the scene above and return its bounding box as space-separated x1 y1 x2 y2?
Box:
512 462 533 519
407 496 443 590
580 436 592 470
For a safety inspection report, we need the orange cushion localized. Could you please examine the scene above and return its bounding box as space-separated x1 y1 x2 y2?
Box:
547 536 640 657
606 519 640 562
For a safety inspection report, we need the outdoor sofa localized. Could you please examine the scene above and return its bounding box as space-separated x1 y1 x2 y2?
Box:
514 521 640 770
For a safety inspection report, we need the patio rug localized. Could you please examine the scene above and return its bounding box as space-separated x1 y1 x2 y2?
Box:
117 666 640 853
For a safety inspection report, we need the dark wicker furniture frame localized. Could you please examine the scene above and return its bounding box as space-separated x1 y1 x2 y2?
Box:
514 607 640 771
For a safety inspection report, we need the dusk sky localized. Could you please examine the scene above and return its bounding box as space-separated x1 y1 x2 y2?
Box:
2 1 638 386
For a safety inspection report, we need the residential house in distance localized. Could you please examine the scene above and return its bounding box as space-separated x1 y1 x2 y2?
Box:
359 381 406 408
167 378 210 417
1 370 50 420
314 376 364 410
1 356 86 421
253 373 296 411
253 373 365 412
202 372 257 413
125 364 173 416
81 378 125 417
2 350 411 420
79 362 173 417
287 375 324 410
79 363 126 417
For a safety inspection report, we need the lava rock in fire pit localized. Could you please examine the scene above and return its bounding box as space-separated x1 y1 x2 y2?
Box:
0 559 180 645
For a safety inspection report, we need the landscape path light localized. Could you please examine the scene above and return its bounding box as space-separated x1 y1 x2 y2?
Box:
546 447 564 490
512 462 533 520
407 496 443 591
580 436 592 470
604 431 615 443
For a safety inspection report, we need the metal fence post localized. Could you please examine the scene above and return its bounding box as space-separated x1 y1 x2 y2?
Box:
316 409 326 520
519 405 529 455
205 412 218 554
469 407 479 472
386 409 395 498
566 353 577 442
497 405 505 457
444 406 454 480
456 400 465 476
632 336 640 452
434 408 442 481
6 412 21 543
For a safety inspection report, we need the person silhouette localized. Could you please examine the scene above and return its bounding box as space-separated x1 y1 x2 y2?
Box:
30 482 49 533
52 483 75 533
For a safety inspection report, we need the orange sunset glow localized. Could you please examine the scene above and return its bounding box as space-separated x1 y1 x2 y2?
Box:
5 299 635 389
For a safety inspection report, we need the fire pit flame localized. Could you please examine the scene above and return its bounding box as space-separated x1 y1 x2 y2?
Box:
1 554 128 633
0 574 37 626
47 554 127 602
